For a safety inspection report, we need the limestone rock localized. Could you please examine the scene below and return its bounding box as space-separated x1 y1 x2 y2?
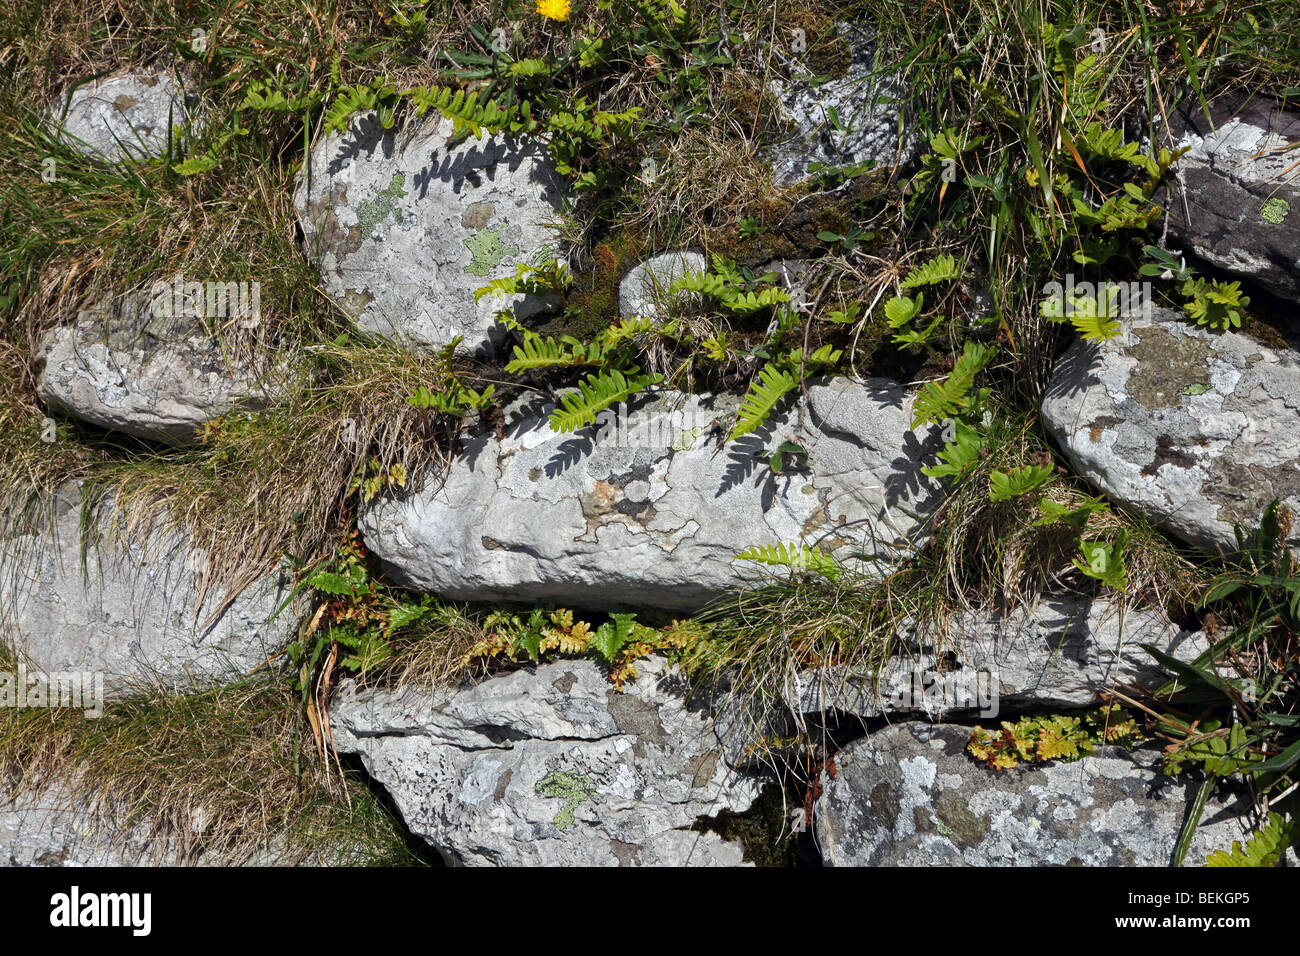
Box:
292 111 566 354
765 22 916 186
0 483 299 696
328 656 764 866
815 722 1256 866
785 593 1210 719
360 378 944 611
51 68 201 164
1041 307 1300 557
1157 93 1300 304
618 251 706 319
36 295 279 444
0 776 369 866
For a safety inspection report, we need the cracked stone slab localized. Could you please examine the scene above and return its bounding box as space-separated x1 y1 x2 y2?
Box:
0 482 300 697
292 111 566 355
1156 93 1300 305
36 295 280 444
329 656 764 866
360 377 944 611
50 68 202 164
618 250 707 319
1041 306 1300 557
785 593 1211 719
815 722 1257 866
764 22 917 186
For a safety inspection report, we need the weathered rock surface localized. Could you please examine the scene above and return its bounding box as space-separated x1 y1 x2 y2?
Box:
785 593 1210 719
765 22 916 186
36 296 279 444
618 251 706 319
0 483 299 696
1158 93 1300 304
1041 307 1300 557
293 111 566 354
51 69 201 164
361 378 944 611
0 776 368 866
815 722 1256 866
329 656 764 866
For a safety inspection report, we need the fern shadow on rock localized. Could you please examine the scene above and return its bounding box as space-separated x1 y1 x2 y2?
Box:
1042 340 1104 404
862 377 905 411
325 113 393 176
716 433 780 512
546 433 595 479
883 427 944 510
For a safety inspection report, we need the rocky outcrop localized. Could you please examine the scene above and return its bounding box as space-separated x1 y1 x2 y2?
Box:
51 68 201 164
1040 307 1300 557
293 111 566 355
1158 94 1300 304
815 722 1256 866
618 251 706 319
360 378 944 611
0 483 299 696
765 22 916 186
36 296 279 444
785 593 1210 720
329 656 764 866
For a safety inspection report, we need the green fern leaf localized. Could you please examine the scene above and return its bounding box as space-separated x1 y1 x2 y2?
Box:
549 369 661 433
921 420 986 480
884 293 923 327
900 254 959 290
910 343 997 429
730 364 798 441
1206 813 1295 867
736 543 841 580
588 613 640 663
989 464 1054 502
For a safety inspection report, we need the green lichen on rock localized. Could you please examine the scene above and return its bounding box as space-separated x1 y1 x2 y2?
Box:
1260 198 1290 224
672 426 701 451
535 770 596 830
1124 326 1213 410
463 223 519 277
355 173 407 234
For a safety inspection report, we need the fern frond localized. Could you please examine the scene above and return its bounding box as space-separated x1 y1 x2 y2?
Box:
548 369 661 433
736 543 841 581
900 254 959 290
730 364 798 441
910 343 997 429
505 334 613 373
1206 813 1295 867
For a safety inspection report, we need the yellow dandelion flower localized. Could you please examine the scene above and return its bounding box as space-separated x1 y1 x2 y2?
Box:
536 0 571 22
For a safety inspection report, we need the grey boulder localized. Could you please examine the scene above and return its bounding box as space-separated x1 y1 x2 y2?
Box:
815 722 1256 866
765 22 916 186
1041 307 1300 557
0 483 299 696
360 378 944 611
785 593 1210 720
51 68 201 164
37 296 279 444
618 251 706 319
1158 94 1300 304
293 111 566 354
329 656 764 866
